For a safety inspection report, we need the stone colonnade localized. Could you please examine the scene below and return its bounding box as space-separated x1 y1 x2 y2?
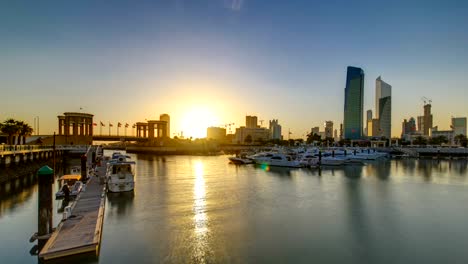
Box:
57 112 94 136
136 120 168 139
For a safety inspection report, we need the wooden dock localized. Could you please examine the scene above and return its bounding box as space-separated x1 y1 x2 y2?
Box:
39 177 106 261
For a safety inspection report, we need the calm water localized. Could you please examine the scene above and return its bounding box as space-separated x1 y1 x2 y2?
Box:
1 153 468 263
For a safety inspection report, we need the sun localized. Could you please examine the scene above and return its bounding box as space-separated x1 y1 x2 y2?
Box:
180 106 220 139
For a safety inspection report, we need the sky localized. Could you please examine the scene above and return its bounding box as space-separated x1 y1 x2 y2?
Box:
1 0 468 139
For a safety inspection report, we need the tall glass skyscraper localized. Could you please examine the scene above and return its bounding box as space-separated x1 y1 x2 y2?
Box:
376 76 392 139
344 66 364 140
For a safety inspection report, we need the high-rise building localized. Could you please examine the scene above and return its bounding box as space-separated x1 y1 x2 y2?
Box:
423 104 433 136
269 119 282 140
159 114 170 138
417 116 424 133
246 116 258 128
365 110 372 136
367 119 380 137
452 117 467 136
376 76 392 139
324 121 333 138
311 127 320 136
344 66 364 139
401 117 417 138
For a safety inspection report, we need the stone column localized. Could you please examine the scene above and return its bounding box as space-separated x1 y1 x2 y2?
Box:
58 119 63 135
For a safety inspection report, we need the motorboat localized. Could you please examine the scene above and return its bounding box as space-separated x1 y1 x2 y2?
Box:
319 154 346 166
299 154 319 168
106 154 136 193
228 153 254 164
55 174 83 199
253 153 302 168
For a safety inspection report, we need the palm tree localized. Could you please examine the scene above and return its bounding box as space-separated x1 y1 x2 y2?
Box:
1 118 21 145
18 121 34 145
454 134 467 146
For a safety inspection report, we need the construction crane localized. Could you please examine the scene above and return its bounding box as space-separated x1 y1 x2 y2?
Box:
421 96 432 105
222 123 235 134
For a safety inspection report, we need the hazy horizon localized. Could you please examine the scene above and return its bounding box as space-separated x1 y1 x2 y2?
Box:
2 0 467 138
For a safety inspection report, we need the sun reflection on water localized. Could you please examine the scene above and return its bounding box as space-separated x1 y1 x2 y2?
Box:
192 160 210 261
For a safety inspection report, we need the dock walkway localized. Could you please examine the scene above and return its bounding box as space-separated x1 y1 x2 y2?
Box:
39 177 106 261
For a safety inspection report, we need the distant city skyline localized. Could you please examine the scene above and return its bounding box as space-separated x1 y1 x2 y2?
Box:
1 0 468 138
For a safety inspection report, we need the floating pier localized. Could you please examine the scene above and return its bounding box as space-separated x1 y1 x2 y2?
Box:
39 176 106 261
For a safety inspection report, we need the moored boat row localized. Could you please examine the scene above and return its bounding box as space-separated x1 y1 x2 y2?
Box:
227 147 389 168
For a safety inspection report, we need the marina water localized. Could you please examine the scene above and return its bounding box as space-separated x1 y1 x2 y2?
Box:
1 152 468 263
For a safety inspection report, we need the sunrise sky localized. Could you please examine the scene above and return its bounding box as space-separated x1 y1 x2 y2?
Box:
2 0 468 138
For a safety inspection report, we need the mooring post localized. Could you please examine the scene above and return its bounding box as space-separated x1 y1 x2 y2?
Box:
318 151 322 166
37 166 54 251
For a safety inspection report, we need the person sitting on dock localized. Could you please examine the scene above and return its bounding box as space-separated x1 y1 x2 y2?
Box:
62 184 70 200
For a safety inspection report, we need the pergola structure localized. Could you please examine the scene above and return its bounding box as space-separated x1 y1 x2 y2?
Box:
136 120 168 139
58 112 94 136
57 112 94 144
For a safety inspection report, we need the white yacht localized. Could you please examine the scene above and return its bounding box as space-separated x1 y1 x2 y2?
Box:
253 153 302 168
106 154 136 193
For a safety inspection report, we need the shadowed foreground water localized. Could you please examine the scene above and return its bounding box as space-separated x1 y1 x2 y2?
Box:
1 153 468 263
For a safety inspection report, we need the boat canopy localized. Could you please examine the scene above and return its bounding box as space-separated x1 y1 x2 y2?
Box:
59 175 82 181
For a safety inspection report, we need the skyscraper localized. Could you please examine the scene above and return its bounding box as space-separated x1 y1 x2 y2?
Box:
246 116 258 128
269 119 282 140
365 109 372 136
344 66 364 140
376 76 392 139
324 121 333 138
423 104 433 136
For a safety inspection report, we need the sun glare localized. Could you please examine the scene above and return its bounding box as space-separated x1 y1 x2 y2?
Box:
180 106 220 139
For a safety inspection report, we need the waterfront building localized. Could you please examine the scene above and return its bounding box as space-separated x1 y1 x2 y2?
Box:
417 116 424 134
311 127 320 136
430 128 454 144
234 127 270 144
401 117 417 138
367 118 380 138
376 76 392 139
343 66 364 140
56 112 94 145
339 124 343 140
207 127 226 141
451 117 467 136
324 121 333 138
418 104 433 136
246 116 258 128
269 119 282 140
160 114 170 138
234 115 270 143
365 110 372 136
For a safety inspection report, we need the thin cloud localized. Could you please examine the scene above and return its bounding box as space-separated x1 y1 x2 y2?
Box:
225 0 244 11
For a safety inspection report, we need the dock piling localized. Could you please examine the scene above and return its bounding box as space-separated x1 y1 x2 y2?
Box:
37 166 54 251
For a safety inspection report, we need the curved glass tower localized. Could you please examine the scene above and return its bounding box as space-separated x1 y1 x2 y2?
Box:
344 66 364 140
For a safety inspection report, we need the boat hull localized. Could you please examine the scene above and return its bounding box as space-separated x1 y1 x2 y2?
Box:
107 181 134 193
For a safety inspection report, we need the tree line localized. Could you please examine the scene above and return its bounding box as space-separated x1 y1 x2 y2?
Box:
0 118 34 145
